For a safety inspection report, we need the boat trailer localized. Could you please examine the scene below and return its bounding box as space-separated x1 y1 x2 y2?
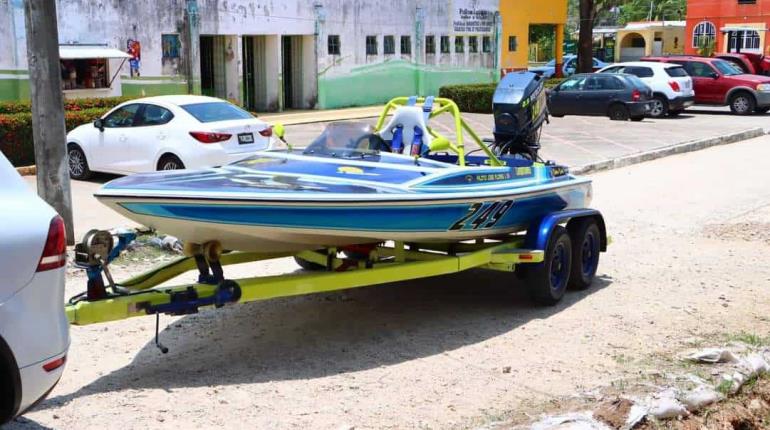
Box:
66 209 607 353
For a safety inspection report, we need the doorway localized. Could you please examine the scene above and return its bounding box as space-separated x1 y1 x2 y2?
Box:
243 36 257 110
200 35 226 98
282 35 303 109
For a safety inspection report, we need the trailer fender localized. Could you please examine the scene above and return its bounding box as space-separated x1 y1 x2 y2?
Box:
525 209 607 252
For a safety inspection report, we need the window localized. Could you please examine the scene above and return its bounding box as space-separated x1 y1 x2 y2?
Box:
558 76 587 91
440 36 450 53
586 76 623 90
665 66 688 77
482 36 491 53
455 36 465 53
103 104 141 128
692 21 716 48
468 36 478 53
384 35 395 55
425 35 435 54
328 35 340 55
366 36 378 55
508 36 518 52
623 66 654 78
729 30 761 52
400 36 411 55
601 66 623 74
138 104 174 126
738 0 756 4
683 61 717 78
181 102 254 123
712 59 742 75
60 58 109 90
162 35 180 59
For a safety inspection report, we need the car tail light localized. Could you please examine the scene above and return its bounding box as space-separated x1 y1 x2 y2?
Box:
632 89 641 102
258 127 273 137
43 355 66 372
189 131 232 144
37 216 66 272
669 81 681 92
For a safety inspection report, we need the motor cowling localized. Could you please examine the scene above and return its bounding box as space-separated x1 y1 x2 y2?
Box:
492 71 548 158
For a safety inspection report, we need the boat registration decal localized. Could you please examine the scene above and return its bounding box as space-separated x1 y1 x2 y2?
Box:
449 200 514 231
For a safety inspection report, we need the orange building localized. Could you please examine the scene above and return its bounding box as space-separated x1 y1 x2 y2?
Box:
685 0 770 56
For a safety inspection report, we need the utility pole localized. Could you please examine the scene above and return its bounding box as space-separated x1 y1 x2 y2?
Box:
23 0 75 244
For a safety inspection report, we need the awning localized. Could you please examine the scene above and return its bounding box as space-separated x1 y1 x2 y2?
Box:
59 45 131 60
720 26 768 33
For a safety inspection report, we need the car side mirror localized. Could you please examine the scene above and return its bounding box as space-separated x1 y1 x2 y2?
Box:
272 122 285 140
429 136 451 152
710 72 719 79
94 118 104 132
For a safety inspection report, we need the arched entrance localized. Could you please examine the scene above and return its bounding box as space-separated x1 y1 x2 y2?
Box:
619 32 647 61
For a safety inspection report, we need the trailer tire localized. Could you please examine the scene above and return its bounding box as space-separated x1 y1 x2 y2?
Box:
294 256 326 271
520 225 572 306
567 219 601 290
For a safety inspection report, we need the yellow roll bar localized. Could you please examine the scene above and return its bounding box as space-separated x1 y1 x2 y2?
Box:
373 97 503 167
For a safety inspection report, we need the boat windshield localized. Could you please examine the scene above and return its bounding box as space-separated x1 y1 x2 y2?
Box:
303 122 389 159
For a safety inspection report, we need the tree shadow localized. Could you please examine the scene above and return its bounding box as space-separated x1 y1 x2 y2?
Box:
37 270 613 409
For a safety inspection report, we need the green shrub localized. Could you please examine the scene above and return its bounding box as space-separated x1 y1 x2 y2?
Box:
439 78 565 114
0 107 109 167
0 96 132 115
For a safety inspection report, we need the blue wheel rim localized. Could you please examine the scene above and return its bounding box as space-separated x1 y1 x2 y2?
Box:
581 231 599 278
549 242 569 293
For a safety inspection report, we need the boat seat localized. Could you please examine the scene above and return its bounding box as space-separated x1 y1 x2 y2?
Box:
379 106 432 156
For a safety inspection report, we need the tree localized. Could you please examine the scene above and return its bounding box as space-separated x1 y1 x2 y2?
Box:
577 0 622 73
618 0 686 24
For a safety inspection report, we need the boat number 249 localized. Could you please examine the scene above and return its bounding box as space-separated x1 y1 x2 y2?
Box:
449 201 514 231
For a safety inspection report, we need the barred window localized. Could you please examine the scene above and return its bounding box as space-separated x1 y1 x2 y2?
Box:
425 35 435 54
482 36 491 53
400 36 411 54
455 36 465 53
692 21 716 48
366 36 378 55
384 35 395 55
327 35 340 56
440 36 450 53
469 36 478 53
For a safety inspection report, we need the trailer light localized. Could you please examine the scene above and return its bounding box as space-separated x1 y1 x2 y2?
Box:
189 131 232 143
42 355 66 372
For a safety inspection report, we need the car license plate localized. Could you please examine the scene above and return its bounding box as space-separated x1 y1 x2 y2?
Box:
238 133 254 144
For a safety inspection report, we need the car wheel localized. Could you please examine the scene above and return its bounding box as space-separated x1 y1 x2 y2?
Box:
729 92 756 115
67 144 93 180
608 104 629 121
649 96 669 118
157 155 185 171
755 106 770 114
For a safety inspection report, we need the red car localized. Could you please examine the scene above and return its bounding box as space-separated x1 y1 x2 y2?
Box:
641 56 770 115
716 53 770 76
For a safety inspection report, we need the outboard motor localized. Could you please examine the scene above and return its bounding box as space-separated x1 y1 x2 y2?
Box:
492 71 548 159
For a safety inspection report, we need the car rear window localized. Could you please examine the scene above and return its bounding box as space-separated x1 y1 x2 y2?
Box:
665 66 688 77
181 102 253 123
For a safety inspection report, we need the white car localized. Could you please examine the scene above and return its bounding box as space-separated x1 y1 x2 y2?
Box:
597 62 695 118
66 95 275 179
0 153 69 424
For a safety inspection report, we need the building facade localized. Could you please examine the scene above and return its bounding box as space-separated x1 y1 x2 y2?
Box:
685 0 770 56
615 21 686 62
0 0 501 110
499 0 568 74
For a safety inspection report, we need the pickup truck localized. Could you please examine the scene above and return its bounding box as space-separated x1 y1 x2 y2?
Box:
641 56 770 115
716 53 770 76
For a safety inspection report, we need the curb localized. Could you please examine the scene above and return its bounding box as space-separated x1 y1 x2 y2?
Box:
571 127 767 175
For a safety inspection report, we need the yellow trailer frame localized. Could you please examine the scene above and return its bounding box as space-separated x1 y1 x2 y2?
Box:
65 238 543 327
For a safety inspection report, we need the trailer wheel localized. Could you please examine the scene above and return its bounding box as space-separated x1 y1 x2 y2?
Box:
567 219 601 290
520 225 572 305
294 256 326 271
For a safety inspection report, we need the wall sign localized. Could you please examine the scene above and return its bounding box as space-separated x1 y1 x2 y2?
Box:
454 0 495 34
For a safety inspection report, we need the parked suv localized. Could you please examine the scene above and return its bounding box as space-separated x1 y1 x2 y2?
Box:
0 153 69 424
642 56 770 115
547 73 653 121
597 62 695 118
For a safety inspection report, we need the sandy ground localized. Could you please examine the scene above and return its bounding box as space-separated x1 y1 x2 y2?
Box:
9 135 770 430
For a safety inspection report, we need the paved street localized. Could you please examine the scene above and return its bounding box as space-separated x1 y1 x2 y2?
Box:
11 134 770 429
283 106 769 168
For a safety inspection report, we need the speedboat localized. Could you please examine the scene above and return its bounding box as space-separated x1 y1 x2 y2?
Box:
96 91 592 254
